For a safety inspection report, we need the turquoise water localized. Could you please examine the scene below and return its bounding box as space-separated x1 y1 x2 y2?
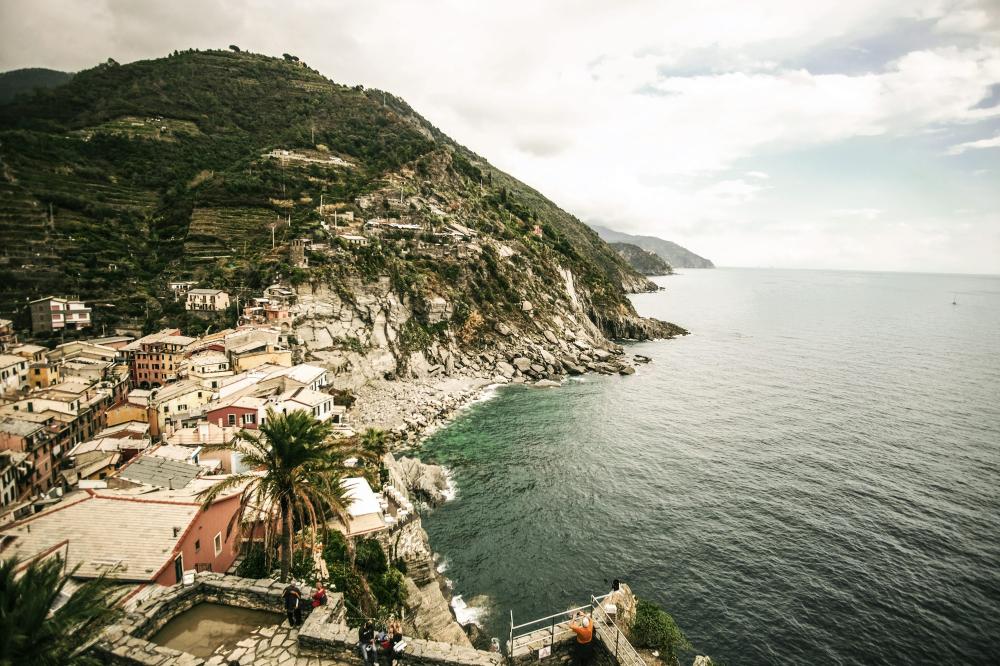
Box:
419 268 1000 665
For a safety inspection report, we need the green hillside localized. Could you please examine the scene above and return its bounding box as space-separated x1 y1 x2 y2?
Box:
0 49 673 342
0 68 73 104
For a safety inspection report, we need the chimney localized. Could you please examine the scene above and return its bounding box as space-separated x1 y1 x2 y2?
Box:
168 477 174 490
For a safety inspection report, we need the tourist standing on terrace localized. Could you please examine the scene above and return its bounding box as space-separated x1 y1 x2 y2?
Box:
570 611 594 666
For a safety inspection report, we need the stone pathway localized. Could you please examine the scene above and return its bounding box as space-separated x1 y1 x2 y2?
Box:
203 622 352 666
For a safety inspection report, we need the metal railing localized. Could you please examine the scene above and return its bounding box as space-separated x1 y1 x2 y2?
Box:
590 595 645 666
509 592 646 662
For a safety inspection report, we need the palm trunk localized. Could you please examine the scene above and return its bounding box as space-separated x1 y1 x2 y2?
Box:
280 497 292 582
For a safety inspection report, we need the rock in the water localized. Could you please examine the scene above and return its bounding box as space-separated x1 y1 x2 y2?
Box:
619 365 636 375
533 379 560 388
633 354 652 364
396 456 451 505
594 349 612 361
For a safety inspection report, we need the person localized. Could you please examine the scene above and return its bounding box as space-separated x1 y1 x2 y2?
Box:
569 611 594 666
311 582 328 608
282 583 302 627
359 620 376 665
386 624 404 666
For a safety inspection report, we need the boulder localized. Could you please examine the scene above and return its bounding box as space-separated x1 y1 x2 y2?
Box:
521 300 533 312
495 322 513 336
539 348 557 365
593 349 612 361
512 357 532 372
529 363 545 375
496 361 515 377
618 365 636 376
633 354 652 364
533 379 560 388
543 329 559 344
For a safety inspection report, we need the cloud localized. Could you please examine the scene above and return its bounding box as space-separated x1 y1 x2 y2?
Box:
832 208 883 220
946 132 1000 154
746 171 770 179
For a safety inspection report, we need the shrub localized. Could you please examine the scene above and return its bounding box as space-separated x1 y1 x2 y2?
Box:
355 537 388 576
236 543 269 578
631 598 691 665
371 568 408 611
323 531 349 566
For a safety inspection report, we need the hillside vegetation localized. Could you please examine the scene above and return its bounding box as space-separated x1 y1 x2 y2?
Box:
0 49 680 350
0 68 73 104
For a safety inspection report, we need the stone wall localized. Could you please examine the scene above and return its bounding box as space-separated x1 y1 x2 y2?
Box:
94 573 320 666
299 604 502 666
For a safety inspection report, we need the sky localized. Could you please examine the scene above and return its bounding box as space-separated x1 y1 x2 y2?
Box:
1 0 999 273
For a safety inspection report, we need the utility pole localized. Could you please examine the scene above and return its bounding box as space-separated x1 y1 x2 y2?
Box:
271 220 277 249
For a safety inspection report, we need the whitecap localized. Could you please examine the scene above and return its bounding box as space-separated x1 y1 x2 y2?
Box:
441 468 458 501
451 594 484 625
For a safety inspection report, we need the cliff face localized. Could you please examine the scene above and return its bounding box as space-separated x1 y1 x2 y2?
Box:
0 49 680 359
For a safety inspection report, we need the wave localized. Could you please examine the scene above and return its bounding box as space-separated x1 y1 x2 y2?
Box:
441 467 457 501
451 594 484 626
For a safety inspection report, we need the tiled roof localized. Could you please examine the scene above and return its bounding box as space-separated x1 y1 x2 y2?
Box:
117 456 201 489
0 492 200 580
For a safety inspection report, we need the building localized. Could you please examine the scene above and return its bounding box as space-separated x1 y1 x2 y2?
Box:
339 234 370 247
29 297 92 333
27 360 61 389
289 238 309 268
206 395 268 430
186 289 231 312
0 354 28 395
167 280 199 299
0 480 245 586
123 329 197 388
166 422 246 474
0 450 28 509
338 477 388 537
0 319 17 352
148 379 213 436
275 387 344 424
0 418 56 497
11 344 47 363
185 350 233 389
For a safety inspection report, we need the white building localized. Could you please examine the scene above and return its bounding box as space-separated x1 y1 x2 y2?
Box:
29 297 92 333
186 289 231 312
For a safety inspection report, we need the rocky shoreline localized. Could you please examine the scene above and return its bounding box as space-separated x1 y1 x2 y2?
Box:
351 345 657 647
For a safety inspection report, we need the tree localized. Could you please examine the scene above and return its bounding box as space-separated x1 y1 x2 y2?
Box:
631 598 692 666
0 555 120 666
199 408 362 582
229 45 241 53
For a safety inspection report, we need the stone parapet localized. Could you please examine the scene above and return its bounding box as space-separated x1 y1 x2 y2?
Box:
299 604 503 666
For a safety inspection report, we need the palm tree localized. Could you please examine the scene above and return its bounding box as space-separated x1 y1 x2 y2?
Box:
360 428 388 457
0 555 120 666
199 408 364 582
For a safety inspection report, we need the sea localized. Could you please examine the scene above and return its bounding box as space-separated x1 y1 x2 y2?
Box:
417 268 1000 665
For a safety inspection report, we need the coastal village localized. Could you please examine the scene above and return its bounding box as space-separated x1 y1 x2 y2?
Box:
0 253 658 665
0 50 691 666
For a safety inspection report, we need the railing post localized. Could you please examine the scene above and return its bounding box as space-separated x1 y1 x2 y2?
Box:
550 616 555 651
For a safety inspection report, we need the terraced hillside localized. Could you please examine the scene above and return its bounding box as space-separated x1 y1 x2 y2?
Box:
0 49 674 345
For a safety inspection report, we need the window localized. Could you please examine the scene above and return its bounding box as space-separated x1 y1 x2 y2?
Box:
194 539 201 553
214 532 223 556
227 414 236 426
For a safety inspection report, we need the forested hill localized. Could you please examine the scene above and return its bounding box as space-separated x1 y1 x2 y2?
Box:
592 225 715 269
0 68 73 104
0 48 678 344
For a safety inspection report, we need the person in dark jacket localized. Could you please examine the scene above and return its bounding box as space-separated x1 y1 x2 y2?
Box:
282 584 302 627
359 620 376 665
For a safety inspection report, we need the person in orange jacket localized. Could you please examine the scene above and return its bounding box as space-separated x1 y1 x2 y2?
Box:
569 611 594 666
